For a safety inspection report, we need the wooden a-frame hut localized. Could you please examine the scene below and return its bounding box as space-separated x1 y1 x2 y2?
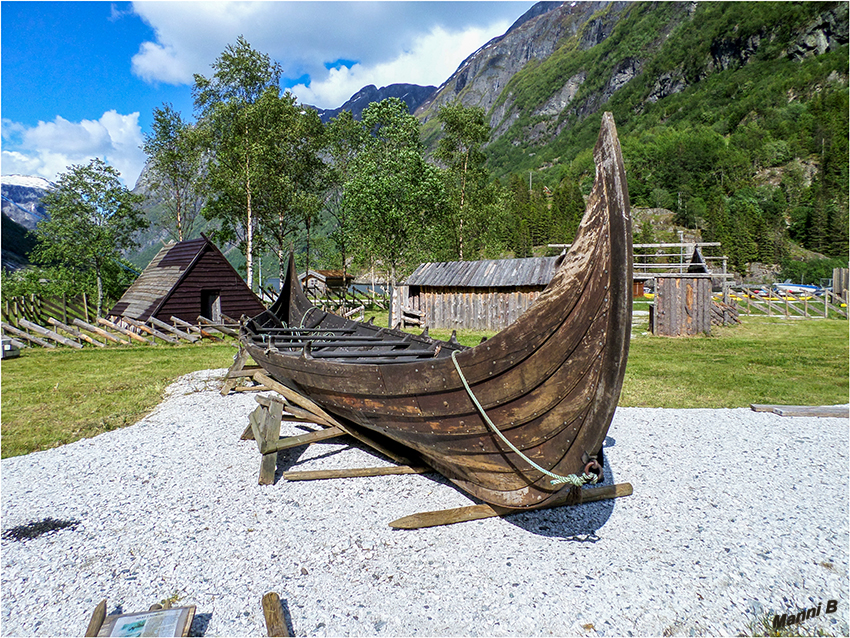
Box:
109 235 265 325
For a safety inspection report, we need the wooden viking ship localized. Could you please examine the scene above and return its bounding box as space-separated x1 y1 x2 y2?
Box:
240 113 632 510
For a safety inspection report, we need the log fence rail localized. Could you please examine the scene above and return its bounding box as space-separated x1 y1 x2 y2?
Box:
1 292 241 351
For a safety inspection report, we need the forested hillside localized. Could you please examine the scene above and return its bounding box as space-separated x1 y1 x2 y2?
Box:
438 1 848 272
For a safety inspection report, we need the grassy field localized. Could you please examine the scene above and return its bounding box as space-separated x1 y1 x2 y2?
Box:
1 317 847 459
1 343 236 458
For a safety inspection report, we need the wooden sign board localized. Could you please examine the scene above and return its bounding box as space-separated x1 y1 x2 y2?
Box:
95 606 195 637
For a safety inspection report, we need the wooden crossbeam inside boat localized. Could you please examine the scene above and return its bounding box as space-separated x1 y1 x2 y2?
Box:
252 336 409 347
261 328 356 334
306 348 437 359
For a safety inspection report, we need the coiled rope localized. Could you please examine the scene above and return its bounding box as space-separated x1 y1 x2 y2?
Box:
451 350 597 487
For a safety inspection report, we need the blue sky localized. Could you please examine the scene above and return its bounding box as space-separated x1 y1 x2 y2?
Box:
1 1 535 187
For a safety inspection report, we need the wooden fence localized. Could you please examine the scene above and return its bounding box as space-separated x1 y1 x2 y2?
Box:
1 293 237 351
726 287 848 320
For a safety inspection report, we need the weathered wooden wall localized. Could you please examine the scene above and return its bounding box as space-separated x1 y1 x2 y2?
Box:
155 249 266 323
834 268 849 301
412 286 545 331
650 275 712 337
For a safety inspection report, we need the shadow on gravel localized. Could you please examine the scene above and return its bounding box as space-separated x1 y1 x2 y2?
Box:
189 612 213 637
496 435 621 540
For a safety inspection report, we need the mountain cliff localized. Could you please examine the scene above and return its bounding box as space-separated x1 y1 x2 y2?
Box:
416 1 848 179
1 175 52 230
311 83 437 123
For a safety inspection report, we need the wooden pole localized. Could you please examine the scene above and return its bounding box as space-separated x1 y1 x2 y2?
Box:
84 599 107 637
262 592 290 637
389 483 634 529
283 465 427 481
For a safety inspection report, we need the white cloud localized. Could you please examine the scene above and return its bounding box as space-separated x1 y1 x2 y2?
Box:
291 22 510 108
0 112 146 186
129 1 527 108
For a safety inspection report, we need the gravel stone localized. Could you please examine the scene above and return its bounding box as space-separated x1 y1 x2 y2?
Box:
2 369 848 636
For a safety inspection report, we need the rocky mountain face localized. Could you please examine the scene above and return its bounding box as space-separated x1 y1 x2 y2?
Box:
1 175 52 230
311 83 437 123
416 1 849 171
417 1 617 127
1 175 53 271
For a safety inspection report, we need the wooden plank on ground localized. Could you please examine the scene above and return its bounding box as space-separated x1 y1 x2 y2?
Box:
170 315 201 333
19 318 83 349
171 315 220 340
73 317 128 345
149 316 199 342
389 483 634 529
6 336 28 349
47 317 106 347
98 317 153 345
1 321 56 348
122 316 179 344
283 465 427 481
84 599 107 637
750 404 849 418
262 592 290 637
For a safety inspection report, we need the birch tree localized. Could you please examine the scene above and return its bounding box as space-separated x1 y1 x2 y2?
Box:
193 36 282 289
142 103 203 242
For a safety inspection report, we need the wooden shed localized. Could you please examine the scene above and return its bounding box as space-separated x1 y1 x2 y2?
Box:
109 236 265 325
399 257 560 331
648 273 713 336
299 269 354 297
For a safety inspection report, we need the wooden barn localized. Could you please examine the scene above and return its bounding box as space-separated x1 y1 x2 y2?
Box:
109 236 265 325
398 257 561 331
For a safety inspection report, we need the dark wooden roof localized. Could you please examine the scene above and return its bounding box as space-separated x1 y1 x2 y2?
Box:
405 257 560 289
110 236 264 322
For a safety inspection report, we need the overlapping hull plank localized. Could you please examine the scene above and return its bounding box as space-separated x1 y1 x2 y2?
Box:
241 113 632 510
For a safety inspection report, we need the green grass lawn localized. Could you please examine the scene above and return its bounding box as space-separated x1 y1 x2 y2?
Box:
1 317 847 458
1 343 236 458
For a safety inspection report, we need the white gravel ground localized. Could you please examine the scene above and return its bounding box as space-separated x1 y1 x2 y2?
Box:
2 369 848 637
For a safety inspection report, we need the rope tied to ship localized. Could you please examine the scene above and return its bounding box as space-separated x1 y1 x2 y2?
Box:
451 350 598 489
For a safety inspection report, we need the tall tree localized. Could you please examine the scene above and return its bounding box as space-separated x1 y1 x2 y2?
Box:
251 90 326 282
193 36 283 290
346 98 447 285
142 103 203 242
324 110 368 282
434 102 490 260
551 176 585 244
32 159 147 317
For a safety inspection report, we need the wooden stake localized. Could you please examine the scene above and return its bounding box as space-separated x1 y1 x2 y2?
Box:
198 315 239 337
97 317 153 345
221 347 250 396
73 317 128 345
389 483 634 529
121 316 179 344
283 465 427 481
47 317 106 347
262 592 290 637
84 599 107 637
149 316 199 342
1 321 56 349
19 318 83 349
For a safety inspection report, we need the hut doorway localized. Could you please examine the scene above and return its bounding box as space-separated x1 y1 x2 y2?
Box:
202 290 222 322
